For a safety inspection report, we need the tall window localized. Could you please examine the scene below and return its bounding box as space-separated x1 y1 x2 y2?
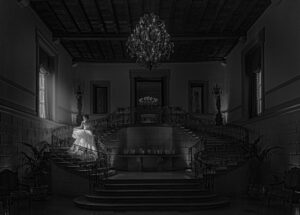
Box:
256 71 262 115
245 44 264 118
249 70 262 117
242 29 265 119
39 69 46 118
38 47 54 119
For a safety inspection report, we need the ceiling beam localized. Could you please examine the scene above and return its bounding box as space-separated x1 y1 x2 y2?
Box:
72 57 225 63
53 32 242 41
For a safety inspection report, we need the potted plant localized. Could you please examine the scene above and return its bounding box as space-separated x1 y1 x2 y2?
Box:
245 137 282 199
21 141 50 200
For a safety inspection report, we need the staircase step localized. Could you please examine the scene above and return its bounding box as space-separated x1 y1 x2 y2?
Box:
227 161 238 166
76 161 96 165
52 157 80 162
74 196 230 211
53 148 71 152
55 161 72 165
103 178 200 184
94 189 208 196
85 194 218 203
78 169 92 173
65 165 81 168
104 183 202 190
215 166 228 171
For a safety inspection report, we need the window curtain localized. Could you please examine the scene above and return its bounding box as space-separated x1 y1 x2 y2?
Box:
246 46 262 117
94 86 108 114
245 46 261 75
39 67 48 119
39 48 53 120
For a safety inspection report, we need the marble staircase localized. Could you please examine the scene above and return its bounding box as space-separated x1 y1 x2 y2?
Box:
74 177 230 210
51 146 116 179
177 125 248 178
50 123 248 182
50 106 252 211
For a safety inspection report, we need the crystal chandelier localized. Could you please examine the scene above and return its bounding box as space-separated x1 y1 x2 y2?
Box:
126 13 174 71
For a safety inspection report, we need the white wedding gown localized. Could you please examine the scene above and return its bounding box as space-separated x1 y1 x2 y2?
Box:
68 122 98 160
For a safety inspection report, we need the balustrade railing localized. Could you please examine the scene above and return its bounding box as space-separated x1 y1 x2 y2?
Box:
52 106 253 190
51 126 110 190
193 158 216 191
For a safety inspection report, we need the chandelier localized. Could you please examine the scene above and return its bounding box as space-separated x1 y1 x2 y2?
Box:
126 13 174 71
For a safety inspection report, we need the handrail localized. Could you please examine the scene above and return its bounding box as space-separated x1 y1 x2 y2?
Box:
52 106 250 143
188 136 205 167
71 144 109 191
69 143 107 158
51 126 110 190
193 156 216 191
52 106 250 147
52 106 255 191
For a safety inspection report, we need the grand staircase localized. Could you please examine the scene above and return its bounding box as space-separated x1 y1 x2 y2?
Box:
51 126 119 179
74 177 230 210
174 124 248 179
50 146 116 178
201 135 246 173
51 106 253 211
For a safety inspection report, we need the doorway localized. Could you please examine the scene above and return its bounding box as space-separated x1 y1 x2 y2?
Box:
135 78 164 107
130 70 170 108
188 81 209 114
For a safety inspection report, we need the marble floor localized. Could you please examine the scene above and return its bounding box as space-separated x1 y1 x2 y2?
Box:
15 195 300 215
13 172 300 215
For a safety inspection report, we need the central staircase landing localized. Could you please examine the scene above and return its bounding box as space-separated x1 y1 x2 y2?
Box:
74 171 230 211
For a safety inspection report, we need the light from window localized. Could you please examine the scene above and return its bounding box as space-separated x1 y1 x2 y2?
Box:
39 70 46 118
256 71 262 115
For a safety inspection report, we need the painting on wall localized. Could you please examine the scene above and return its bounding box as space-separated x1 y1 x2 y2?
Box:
188 81 208 114
191 86 203 114
91 81 110 114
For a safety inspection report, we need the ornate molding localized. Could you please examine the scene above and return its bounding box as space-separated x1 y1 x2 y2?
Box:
0 75 35 96
265 75 300 96
0 98 36 116
232 97 300 125
129 69 170 80
222 105 242 114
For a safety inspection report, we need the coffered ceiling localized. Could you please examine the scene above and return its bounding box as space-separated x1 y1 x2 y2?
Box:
30 0 271 63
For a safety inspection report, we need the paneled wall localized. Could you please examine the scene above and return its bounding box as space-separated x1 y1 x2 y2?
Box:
0 109 60 171
0 1 74 123
0 1 73 171
242 111 300 176
225 0 300 175
73 62 226 119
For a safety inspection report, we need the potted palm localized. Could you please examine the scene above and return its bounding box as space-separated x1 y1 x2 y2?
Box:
245 137 282 199
21 141 50 200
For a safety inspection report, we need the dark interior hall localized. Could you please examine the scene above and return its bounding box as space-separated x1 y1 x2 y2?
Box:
1 0 300 214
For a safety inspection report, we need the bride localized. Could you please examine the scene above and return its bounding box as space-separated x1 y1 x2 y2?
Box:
68 114 98 160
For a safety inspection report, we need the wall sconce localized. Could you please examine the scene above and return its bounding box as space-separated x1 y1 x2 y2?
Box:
213 84 222 96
